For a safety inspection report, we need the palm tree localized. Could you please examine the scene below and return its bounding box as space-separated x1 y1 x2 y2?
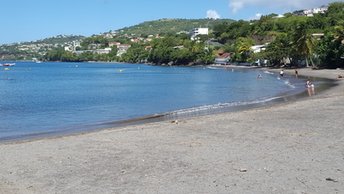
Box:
291 23 315 68
235 37 254 62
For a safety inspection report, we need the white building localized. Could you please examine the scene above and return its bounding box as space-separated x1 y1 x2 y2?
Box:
64 41 81 52
73 41 81 49
73 48 112 55
191 28 208 40
94 48 112 54
250 44 267 53
303 6 328 16
64 46 72 51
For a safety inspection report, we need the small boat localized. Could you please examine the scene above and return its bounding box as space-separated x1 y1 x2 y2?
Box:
1 63 15 67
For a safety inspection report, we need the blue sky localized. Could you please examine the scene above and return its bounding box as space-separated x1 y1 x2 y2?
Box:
0 0 339 44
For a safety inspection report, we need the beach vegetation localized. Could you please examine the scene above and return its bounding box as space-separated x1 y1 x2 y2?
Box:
209 2 344 68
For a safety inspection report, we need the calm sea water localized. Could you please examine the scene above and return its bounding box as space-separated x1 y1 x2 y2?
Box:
0 62 306 140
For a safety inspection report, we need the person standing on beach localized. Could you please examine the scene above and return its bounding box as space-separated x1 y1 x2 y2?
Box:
280 70 284 77
295 69 298 78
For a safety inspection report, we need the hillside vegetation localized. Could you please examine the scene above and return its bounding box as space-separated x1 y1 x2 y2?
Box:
117 18 235 35
0 35 84 60
33 35 85 45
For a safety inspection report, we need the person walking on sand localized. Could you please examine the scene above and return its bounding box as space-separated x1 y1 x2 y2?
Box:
280 70 284 77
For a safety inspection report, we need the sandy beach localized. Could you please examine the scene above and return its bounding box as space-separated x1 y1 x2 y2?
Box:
0 68 343 194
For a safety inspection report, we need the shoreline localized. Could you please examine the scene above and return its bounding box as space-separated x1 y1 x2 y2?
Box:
0 68 344 193
0 64 312 142
1 66 329 143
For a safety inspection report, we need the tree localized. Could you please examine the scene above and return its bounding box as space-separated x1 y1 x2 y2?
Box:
148 35 185 64
326 2 344 26
290 22 315 67
234 37 254 62
121 43 149 63
316 27 344 69
264 33 292 66
213 20 251 44
171 48 194 65
108 46 118 61
252 15 275 35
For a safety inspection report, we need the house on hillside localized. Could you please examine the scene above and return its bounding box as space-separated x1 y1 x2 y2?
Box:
304 6 328 16
214 52 231 65
94 48 112 54
108 42 121 47
103 33 113 39
64 41 81 52
116 44 131 57
191 28 208 40
88 43 101 50
73 48 112 55
250 44 267 53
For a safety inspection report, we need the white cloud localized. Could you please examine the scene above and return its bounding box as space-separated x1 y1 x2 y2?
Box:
206 10 221 19
255 13 262 19
228 0 338 13
229 1 244 13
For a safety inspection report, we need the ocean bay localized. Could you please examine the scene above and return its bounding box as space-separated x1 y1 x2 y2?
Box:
0 62 305 140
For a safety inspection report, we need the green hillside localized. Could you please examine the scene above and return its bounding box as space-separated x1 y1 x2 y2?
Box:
33 35 85 45
117 18 235 35
0 35 85 60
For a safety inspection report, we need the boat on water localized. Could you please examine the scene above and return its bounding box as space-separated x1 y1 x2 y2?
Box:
1 63 15 67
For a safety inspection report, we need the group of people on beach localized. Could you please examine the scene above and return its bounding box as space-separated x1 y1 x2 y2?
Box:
258 69 315 96
279 69 299 78
278 69 315 96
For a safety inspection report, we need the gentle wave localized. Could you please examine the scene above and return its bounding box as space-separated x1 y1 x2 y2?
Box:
206 66 223 70
275 75 296 89
166 96 281 116
284 80 296 88
263 70 274 74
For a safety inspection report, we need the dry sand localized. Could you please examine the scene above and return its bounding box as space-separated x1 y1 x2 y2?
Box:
0 68 343 194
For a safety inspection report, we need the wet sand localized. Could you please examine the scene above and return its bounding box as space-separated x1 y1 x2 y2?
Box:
1 68 344 194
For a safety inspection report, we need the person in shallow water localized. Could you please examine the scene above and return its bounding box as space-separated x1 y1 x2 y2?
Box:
306 80 315 96
280 70 284 77
306 80 314 88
